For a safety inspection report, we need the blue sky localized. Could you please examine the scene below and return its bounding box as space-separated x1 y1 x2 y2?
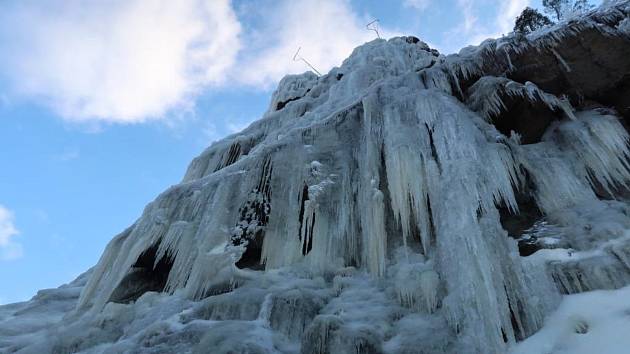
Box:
0 0 596 304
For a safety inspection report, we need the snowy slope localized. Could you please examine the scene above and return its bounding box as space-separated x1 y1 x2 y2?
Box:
2 2 630 353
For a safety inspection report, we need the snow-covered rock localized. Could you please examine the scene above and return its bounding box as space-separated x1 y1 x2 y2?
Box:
2 2 630 353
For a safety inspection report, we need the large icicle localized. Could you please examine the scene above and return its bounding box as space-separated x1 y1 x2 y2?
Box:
359 93 389 277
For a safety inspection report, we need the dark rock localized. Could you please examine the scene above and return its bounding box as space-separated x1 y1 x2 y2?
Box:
508 26 630 122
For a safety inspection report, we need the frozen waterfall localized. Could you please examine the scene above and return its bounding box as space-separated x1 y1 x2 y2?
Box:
3 2 630 353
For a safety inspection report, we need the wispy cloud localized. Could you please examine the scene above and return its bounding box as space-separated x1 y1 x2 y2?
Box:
495 0 531 34
468 0 530 44
0 0 395 124
438 0 529 53
2 0 528 125
0 205 23 261
403 0 432 11
0 0 241 123
234 0 395 88
458 0 478 33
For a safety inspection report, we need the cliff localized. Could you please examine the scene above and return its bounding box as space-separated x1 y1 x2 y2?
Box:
2 2 630 353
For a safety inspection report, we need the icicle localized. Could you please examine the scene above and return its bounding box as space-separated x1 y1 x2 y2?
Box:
365 180 387 276
467 76 576 122
515 142 596 214
555 111 630 194
383 144 430 254
504 48 515 72
551 48 572 72
257 293 274 326
394 260 440 313
358 93 389 277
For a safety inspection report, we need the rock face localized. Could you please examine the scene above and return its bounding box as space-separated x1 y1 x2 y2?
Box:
2 3 630 354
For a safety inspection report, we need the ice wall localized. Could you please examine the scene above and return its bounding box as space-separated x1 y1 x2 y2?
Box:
3 2 630 354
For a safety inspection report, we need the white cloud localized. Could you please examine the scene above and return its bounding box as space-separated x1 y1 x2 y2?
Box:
0 0 241 123
496 0 531 34
0 0 399 123
458 0 478 33
234 0 393 88
467 0 529 43
438 0 529 53
0 205 23 261
403 0 431 11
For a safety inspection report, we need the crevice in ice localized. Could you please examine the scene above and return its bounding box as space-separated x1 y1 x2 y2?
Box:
407 199 426 253
506 291 528 341
275 89 311 111
425 123 441 168
182 134 265 182
108 242 174 304
498 173 543 245
466 77 573 144
426 198 437 247
232 157 273 270
214 142 242 172
302 212 316 256
234 229 265 270
494 97 564 144
298 183 314 256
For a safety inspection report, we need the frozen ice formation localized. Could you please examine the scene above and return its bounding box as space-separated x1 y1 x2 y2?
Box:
3 2 630 354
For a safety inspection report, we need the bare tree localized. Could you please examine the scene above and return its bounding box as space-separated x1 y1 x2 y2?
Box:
366 19 381 39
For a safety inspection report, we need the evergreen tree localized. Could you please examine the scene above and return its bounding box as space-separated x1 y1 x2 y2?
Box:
514 7 554 34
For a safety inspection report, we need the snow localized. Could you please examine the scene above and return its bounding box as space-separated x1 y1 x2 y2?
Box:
510 285 630 354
